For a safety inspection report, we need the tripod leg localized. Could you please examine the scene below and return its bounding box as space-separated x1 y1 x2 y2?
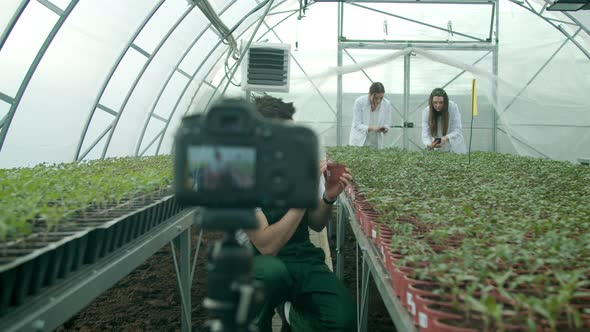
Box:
171 228 192 332
180 227 192 332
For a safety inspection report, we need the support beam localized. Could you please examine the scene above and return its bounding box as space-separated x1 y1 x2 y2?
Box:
341 41 496 50
403 54 410 150
36 0 64 16
337 2 344 146
348 2 488 42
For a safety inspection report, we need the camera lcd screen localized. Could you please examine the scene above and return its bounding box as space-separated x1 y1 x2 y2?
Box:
187 145 256 192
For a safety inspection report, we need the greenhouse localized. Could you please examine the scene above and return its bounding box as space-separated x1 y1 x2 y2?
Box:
1 0 589 331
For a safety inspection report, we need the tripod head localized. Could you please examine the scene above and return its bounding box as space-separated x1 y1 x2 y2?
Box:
197 209 263 332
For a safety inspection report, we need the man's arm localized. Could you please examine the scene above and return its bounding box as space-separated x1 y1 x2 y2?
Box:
308 195 336 232
246 208 306 256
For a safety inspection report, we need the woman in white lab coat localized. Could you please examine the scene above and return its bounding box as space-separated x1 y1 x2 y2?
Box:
348 82 393 149
421 88 466 154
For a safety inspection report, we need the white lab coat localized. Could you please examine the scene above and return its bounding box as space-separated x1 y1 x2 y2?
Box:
421 101 467 154
349 95 393 149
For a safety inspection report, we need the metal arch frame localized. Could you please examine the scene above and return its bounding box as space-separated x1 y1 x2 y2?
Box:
158 0 342 155
135 0 240 157
76 4 197 161
74 1 166 162
201 0 333 113
198 0 277 121
0 0 30 52
135 0 293 156
0 0 80 154
180 3 293 116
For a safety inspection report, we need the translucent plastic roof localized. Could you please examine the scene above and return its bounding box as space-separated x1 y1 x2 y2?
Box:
1 0 589 168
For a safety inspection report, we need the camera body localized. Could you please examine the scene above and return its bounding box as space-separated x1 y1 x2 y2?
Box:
434 137 442 144
174 98 319 209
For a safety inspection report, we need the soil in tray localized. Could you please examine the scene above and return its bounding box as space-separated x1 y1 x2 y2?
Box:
57 214 396 331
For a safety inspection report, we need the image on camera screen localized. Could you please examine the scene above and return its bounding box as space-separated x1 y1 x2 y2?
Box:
187 145 255 191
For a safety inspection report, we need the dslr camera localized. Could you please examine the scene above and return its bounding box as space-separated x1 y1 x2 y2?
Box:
174 98 319 209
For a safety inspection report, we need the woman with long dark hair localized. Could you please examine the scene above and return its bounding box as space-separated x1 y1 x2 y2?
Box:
421 88 466 154
349 82 393 149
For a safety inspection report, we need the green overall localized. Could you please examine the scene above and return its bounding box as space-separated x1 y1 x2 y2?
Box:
252 208 356 332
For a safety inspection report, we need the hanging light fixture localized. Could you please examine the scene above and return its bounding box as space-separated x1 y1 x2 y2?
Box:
547 0 590 11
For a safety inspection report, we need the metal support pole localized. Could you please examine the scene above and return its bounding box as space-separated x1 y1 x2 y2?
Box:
336 199 345 280
359 253 370 332
337 2 344 146
492 0 499 152
492 45 498 152
403 54 410 150
170 232 192 332
180 227 191 332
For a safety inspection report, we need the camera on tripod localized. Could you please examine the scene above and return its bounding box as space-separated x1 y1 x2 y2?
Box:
173 98 320 331
174 98 319 209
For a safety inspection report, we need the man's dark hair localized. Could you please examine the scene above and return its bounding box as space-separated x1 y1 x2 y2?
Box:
252 95 295 120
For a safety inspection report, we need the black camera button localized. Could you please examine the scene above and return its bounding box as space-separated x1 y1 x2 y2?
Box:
256 126 273 138
269 170 291 195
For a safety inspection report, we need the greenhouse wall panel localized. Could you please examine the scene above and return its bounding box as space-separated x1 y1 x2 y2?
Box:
0 2 58 98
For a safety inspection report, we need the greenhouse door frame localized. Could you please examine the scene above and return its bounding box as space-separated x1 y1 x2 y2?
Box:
335 0 500 151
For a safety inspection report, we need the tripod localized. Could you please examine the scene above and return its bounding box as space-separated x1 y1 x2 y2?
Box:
199 209 263 332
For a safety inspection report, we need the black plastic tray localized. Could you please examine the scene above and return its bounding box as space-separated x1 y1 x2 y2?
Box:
0 194 183 316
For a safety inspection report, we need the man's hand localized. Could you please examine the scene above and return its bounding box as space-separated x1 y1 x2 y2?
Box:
324 167 352 202
319 159 328 177
309 166 352 232
441 136 449 145
379 126 389 133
